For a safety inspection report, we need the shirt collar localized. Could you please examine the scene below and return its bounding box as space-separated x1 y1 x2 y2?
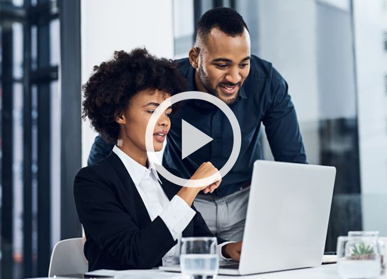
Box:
112 145 162 186
187 65 197 91
238 85 247 99
147 158 162 184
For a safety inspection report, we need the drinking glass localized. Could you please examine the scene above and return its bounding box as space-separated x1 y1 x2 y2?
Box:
180 237 218 279
337 235 381 278
162 238 181 267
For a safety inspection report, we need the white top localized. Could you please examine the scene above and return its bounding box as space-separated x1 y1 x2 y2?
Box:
112 146 231 262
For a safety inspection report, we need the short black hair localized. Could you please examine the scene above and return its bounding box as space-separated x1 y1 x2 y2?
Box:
196 7 248 43
82 48 187 143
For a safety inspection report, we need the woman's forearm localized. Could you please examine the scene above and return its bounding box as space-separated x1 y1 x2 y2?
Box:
177 187 200 206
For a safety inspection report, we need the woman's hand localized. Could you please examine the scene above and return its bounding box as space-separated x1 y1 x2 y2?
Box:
177 162 222 206
190 162 222 194
222 242 242 261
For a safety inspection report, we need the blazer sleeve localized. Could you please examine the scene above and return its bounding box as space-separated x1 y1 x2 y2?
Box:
74 166 177 269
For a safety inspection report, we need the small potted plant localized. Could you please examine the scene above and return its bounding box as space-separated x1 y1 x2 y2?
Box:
349 242 376 260
337 236 381 278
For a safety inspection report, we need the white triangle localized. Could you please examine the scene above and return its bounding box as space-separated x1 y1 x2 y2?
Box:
182 120 213 160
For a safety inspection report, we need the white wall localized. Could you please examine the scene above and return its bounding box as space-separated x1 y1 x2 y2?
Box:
81 0 175 166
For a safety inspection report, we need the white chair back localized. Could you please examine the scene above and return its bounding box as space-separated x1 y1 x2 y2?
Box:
48 237 88 277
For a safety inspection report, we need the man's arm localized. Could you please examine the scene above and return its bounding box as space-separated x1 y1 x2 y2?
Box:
87 134 115 165
262 68 307 164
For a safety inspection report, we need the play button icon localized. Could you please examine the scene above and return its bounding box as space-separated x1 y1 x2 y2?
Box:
145 91 241 187
181 120 213 160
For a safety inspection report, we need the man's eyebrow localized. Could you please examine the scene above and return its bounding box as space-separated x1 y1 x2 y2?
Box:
241 56 251 62
212 56 251 63
212 58 232 63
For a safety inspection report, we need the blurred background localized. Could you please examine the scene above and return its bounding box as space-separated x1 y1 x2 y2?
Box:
0 0 386 278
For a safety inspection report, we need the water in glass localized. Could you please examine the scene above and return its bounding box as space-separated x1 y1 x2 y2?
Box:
180 237 218 279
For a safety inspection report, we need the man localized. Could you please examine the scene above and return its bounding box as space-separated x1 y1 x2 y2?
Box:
88 7 307 242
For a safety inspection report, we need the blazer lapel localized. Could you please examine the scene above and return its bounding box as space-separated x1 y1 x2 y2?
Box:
107 153 195 237
106 153 152 228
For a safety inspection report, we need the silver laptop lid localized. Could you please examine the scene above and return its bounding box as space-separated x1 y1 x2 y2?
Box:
238 161 336 275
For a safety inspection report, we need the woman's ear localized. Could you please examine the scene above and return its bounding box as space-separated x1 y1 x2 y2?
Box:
189 47 200 69
115 113 126 124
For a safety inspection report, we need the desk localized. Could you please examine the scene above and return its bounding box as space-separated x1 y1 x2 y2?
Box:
218 264 382 279
80 264 387 279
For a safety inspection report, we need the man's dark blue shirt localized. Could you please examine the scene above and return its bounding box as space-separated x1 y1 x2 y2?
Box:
88 55 307 197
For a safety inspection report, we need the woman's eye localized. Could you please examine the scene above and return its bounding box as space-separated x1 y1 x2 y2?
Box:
147 110 172 115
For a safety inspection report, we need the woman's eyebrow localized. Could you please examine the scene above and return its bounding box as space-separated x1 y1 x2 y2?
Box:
143 102 173 110
143 102 160 107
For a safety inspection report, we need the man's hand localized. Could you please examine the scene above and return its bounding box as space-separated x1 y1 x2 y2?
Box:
222 242 242 261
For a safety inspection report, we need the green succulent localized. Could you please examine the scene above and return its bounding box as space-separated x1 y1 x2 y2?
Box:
351 242 375 257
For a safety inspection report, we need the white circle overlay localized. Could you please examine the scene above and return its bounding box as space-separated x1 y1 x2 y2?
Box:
146 91 241 188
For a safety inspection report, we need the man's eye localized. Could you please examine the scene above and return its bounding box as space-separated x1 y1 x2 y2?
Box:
147 110 155 114
239 63 249 68
215 64 228 69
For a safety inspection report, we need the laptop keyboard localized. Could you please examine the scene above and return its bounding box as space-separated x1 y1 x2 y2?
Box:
219 261 239 269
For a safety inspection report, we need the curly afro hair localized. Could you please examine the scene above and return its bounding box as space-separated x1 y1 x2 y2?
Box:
82 48 187 143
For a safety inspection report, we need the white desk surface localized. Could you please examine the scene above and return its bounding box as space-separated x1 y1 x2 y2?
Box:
84 264 387 279
218 264 385 279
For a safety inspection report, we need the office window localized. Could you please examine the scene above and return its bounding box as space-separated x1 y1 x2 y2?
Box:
254 0 361 251
385 74 387 95
172 0 370 252
384 32 387 51
173 0 237 59
173 0 194 59
0 0 64 278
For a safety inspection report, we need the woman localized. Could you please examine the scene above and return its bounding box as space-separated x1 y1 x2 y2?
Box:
74 48 241 271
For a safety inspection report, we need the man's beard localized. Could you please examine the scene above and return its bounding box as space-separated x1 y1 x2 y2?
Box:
198 64 239 105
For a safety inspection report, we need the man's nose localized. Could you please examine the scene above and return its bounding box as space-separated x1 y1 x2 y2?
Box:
225 67 242 84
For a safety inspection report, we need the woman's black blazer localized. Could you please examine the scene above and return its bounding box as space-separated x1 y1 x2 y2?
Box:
74 152 223 271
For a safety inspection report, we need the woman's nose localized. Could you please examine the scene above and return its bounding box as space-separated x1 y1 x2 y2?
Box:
157 114 169 127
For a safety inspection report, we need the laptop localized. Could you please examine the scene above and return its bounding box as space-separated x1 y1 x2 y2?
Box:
160 160 336 275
